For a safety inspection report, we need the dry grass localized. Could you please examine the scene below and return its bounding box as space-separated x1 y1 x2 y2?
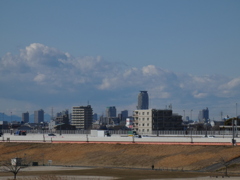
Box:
1 142 240 171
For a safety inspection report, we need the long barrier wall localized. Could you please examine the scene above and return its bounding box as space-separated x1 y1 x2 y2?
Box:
1 129 237 136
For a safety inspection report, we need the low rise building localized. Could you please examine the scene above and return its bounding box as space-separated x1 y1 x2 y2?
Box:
133 109 183 134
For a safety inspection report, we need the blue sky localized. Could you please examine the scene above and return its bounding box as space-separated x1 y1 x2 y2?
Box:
0 0 240 121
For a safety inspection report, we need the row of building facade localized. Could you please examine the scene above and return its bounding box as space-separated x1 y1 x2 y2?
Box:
3 91 213 133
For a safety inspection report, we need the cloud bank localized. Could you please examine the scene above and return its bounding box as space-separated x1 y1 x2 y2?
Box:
0 43 239 118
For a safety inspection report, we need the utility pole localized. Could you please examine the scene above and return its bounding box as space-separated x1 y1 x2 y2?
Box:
236 103 238 137
232 118 235 146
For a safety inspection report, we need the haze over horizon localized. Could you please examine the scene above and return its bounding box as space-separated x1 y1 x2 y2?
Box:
0 0 239 120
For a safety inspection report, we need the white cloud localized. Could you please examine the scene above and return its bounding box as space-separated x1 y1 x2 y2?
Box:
192 91 208 98
34 73 46 83
150 86 171 99
1 43 240 118
20 43 68 67
142 65 159 76
226 78 240 89
98 78 112 90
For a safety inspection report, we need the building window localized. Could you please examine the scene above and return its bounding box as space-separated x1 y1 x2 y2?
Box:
143 123 144 126
147 118 149 120
147 123 149 126
142 129 145 132
143 112 145 115
147 129 149 132
147 112 149 115
143 118 145 120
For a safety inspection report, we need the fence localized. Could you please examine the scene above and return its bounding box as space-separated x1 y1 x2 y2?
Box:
1 129 237 136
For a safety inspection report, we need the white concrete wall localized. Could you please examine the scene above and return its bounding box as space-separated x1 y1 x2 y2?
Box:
1 133 238 144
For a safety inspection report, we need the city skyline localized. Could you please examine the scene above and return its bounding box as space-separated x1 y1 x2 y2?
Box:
0 102 238 123
0 1 240 120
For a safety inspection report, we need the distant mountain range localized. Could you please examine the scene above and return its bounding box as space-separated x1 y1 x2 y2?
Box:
0 113 51 123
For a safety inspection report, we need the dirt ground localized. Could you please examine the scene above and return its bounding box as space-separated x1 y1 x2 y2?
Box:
0 166 239 180
1 142 240 179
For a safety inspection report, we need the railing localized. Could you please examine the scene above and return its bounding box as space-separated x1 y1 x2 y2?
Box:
1 129 237 136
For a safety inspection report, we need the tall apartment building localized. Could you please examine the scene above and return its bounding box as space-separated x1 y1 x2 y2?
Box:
137 91 149 110
92 113 98 121
121 110 128 121
198 107 209 122
71 105 93 129
34 109 44 124
106 106 116 117
133 109 182 134
22 112 29 123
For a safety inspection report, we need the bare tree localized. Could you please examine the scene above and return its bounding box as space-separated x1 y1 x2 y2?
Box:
0 157 29 180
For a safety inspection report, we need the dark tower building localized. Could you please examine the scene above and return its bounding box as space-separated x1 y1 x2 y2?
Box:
198 107 209 122
137 91 149 110
22 112 29 123
106 106 117 118
34 109 44 123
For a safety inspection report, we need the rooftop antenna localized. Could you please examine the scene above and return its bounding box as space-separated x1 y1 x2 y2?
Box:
169 104 172 110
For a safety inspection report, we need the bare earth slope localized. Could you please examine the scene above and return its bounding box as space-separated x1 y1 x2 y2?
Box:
1 142 240 171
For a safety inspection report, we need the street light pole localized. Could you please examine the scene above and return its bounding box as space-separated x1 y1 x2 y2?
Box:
232 118 235 146
236 103 238 137
1 113 3 141
41 122 45 142
60 124 62 136
191 128 193 143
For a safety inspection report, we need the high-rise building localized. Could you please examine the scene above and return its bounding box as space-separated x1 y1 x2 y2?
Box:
22 112 29 123
34 109 44 124
120 110 128 122
71 105 93 129
55 109 69 125
92 113 98 121
198 107 209 122
137 91 149 110
106 106 117 118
